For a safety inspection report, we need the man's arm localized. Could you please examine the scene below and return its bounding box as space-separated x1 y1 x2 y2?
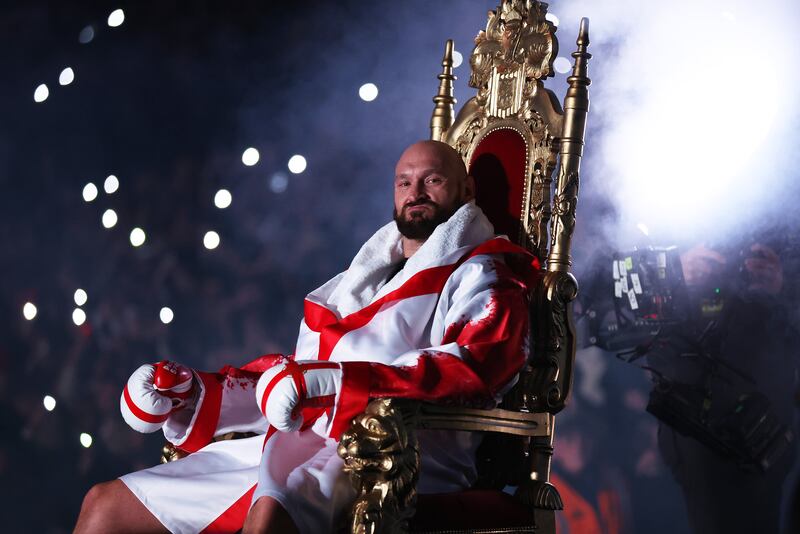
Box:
329 259 531 437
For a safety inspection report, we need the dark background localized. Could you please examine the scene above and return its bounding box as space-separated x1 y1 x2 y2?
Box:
1 2 796 533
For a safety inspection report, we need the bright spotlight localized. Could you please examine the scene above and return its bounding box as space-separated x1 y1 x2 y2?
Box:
553 57 572 74
43 395 56 411
59 67 75 86
637 222 650 237
242 147 260 166
214 189 232 209
130 227 146 247
104 175 119 194
74 289 88 306
159 307 174 324
452 50 463 68
358 83 379 102
107 9 125 28
34 84 49 103
23 302 37 320
288 155 307 174
72 308 87 326
203 231 220 250
269 173 288 194
79 25 95 44
80 432 93 448
102 209 118 228
83 183 98 202
545 13 559 27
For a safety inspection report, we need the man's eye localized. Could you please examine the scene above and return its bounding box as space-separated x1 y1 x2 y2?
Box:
396 181 410 188
426 177 443 185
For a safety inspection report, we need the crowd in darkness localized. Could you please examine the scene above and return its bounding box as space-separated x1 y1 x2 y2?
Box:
2 2 799 533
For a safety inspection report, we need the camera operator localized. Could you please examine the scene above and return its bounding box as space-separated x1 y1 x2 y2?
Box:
651 240 799 534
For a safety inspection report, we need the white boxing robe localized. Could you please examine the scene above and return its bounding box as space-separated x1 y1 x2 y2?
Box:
120 201 538 533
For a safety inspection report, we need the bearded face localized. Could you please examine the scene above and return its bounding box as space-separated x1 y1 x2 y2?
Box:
393 198 462 240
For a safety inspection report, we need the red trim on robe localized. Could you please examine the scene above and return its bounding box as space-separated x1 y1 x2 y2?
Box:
200 485 257 534
178 371 224 453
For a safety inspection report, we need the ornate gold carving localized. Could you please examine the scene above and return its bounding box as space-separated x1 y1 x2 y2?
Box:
430 40 457 142
338 399 420 534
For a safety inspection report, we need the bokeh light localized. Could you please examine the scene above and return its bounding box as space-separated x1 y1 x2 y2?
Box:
545 13 559 26
203 230 220 249
104 175 119 194
269 172 288 193
358 83 378 102
34 84 49 103
59 67 75 86
159 307 174 324
78 25 95 44
83 183 98 202
72 308 86 326
214 189 232 208
553 57 572 74
288 155 306 174
107 9 125 28
242 147 260 166
23 302 37 320
452 50 463 68
130 227 146 247
74 289 88 306
102 209 118 228
79 433 93 448
43 395 56 411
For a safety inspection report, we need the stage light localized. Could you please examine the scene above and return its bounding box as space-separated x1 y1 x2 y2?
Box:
242 147 260 166
637 223 650 237
108 9 125 28
79 25 94 44
288 155 306 174
553 57 571 74
104 175 119 194
269 172 288 193
83 183 98 202
203 231 220 250
214 189 232 208
72 308 86 326
34 84 49 103
80 433 93 448
43 395 56 411
545 13 560 26
159 307 174 324
358 83 378 102
452 50 463 68
74 289 88 306
130 227 146 247
59 67 75 86
102 209 118 228
23 302 37 320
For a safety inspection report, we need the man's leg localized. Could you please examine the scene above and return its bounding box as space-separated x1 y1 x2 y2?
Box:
242 496 299 534
74 479 167 534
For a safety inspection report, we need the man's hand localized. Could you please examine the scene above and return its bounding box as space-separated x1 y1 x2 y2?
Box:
255 360 342 433
744 243 783 295
680 244 726 287
120 361 196 433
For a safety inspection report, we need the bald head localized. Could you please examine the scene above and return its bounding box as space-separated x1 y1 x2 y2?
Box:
393 140 475 253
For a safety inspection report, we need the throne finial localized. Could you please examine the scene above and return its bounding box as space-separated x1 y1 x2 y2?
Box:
430 39 457 142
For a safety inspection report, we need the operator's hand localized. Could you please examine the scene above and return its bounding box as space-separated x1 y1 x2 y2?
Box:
680 244 726 287
120 360 196 433
255 359 342 433
744 243 783 295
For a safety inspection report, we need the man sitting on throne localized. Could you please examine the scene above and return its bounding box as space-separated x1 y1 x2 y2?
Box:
74 140 538 534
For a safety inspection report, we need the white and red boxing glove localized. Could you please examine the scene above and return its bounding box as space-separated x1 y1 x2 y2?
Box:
120 360 196 434
255 359 342 433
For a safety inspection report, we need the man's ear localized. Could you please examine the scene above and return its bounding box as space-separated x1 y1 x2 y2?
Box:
464 174 476 202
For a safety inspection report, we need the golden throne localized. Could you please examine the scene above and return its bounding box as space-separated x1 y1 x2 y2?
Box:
337 1 591 533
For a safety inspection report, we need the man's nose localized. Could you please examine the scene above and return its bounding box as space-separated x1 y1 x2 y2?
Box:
408 181 429 201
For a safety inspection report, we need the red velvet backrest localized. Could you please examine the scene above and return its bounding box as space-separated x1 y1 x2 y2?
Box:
468 128 527 244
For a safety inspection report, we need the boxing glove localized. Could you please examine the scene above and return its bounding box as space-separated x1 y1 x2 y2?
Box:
120 360 195 434
255 359 342 433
